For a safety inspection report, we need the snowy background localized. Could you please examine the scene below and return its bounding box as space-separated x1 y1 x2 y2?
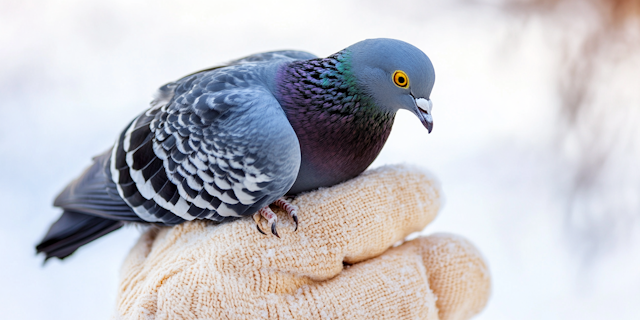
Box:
1 0 639 319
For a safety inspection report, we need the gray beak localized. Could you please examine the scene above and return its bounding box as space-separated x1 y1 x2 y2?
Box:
414 97 433 133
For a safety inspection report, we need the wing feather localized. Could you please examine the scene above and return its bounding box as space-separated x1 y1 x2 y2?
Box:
55 50 309 226
111 62 301 224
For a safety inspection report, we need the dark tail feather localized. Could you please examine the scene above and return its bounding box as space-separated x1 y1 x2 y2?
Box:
36 211 124 261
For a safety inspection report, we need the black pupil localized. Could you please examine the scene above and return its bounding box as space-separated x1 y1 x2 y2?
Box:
398 76 405 84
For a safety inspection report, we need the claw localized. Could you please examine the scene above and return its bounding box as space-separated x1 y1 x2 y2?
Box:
256 224 266 235
271 223 280 238
292 214 298 232
253 212 266 235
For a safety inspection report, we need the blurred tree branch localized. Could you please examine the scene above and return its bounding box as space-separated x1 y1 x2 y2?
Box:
500 0 640 259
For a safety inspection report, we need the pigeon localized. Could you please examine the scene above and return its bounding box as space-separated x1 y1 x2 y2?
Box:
36 38 436 260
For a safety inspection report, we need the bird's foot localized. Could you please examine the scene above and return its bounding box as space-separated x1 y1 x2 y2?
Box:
274 197 298 231
254 206 279 237
253 197 299 237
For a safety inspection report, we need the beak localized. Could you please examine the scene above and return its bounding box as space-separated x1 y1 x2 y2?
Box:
414 97 433 133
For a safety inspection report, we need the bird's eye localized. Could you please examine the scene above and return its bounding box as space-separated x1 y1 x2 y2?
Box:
392 70 409 88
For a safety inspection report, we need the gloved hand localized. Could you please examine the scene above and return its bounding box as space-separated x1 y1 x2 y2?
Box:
115 165 491 320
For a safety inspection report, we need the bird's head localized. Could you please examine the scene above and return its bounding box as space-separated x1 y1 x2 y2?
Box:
346 38 436 133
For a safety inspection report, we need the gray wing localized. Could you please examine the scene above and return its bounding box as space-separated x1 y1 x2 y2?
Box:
110 64 301 224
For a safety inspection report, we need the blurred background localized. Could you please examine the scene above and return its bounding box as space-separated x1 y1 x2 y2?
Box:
1 0 639 318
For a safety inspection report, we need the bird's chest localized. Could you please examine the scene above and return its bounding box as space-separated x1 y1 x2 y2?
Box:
285 109 394 194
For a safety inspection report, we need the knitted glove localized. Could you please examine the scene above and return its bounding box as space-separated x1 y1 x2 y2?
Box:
115 165 491 320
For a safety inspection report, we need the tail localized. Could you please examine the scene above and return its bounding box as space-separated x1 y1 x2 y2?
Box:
36 211 124 261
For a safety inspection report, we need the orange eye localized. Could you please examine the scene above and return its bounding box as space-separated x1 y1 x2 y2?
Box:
393 70 409 88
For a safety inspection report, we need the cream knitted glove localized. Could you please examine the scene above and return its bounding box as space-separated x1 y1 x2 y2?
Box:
115 165 491 320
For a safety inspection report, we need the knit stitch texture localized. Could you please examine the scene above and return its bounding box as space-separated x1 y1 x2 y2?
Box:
115 164 491 319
